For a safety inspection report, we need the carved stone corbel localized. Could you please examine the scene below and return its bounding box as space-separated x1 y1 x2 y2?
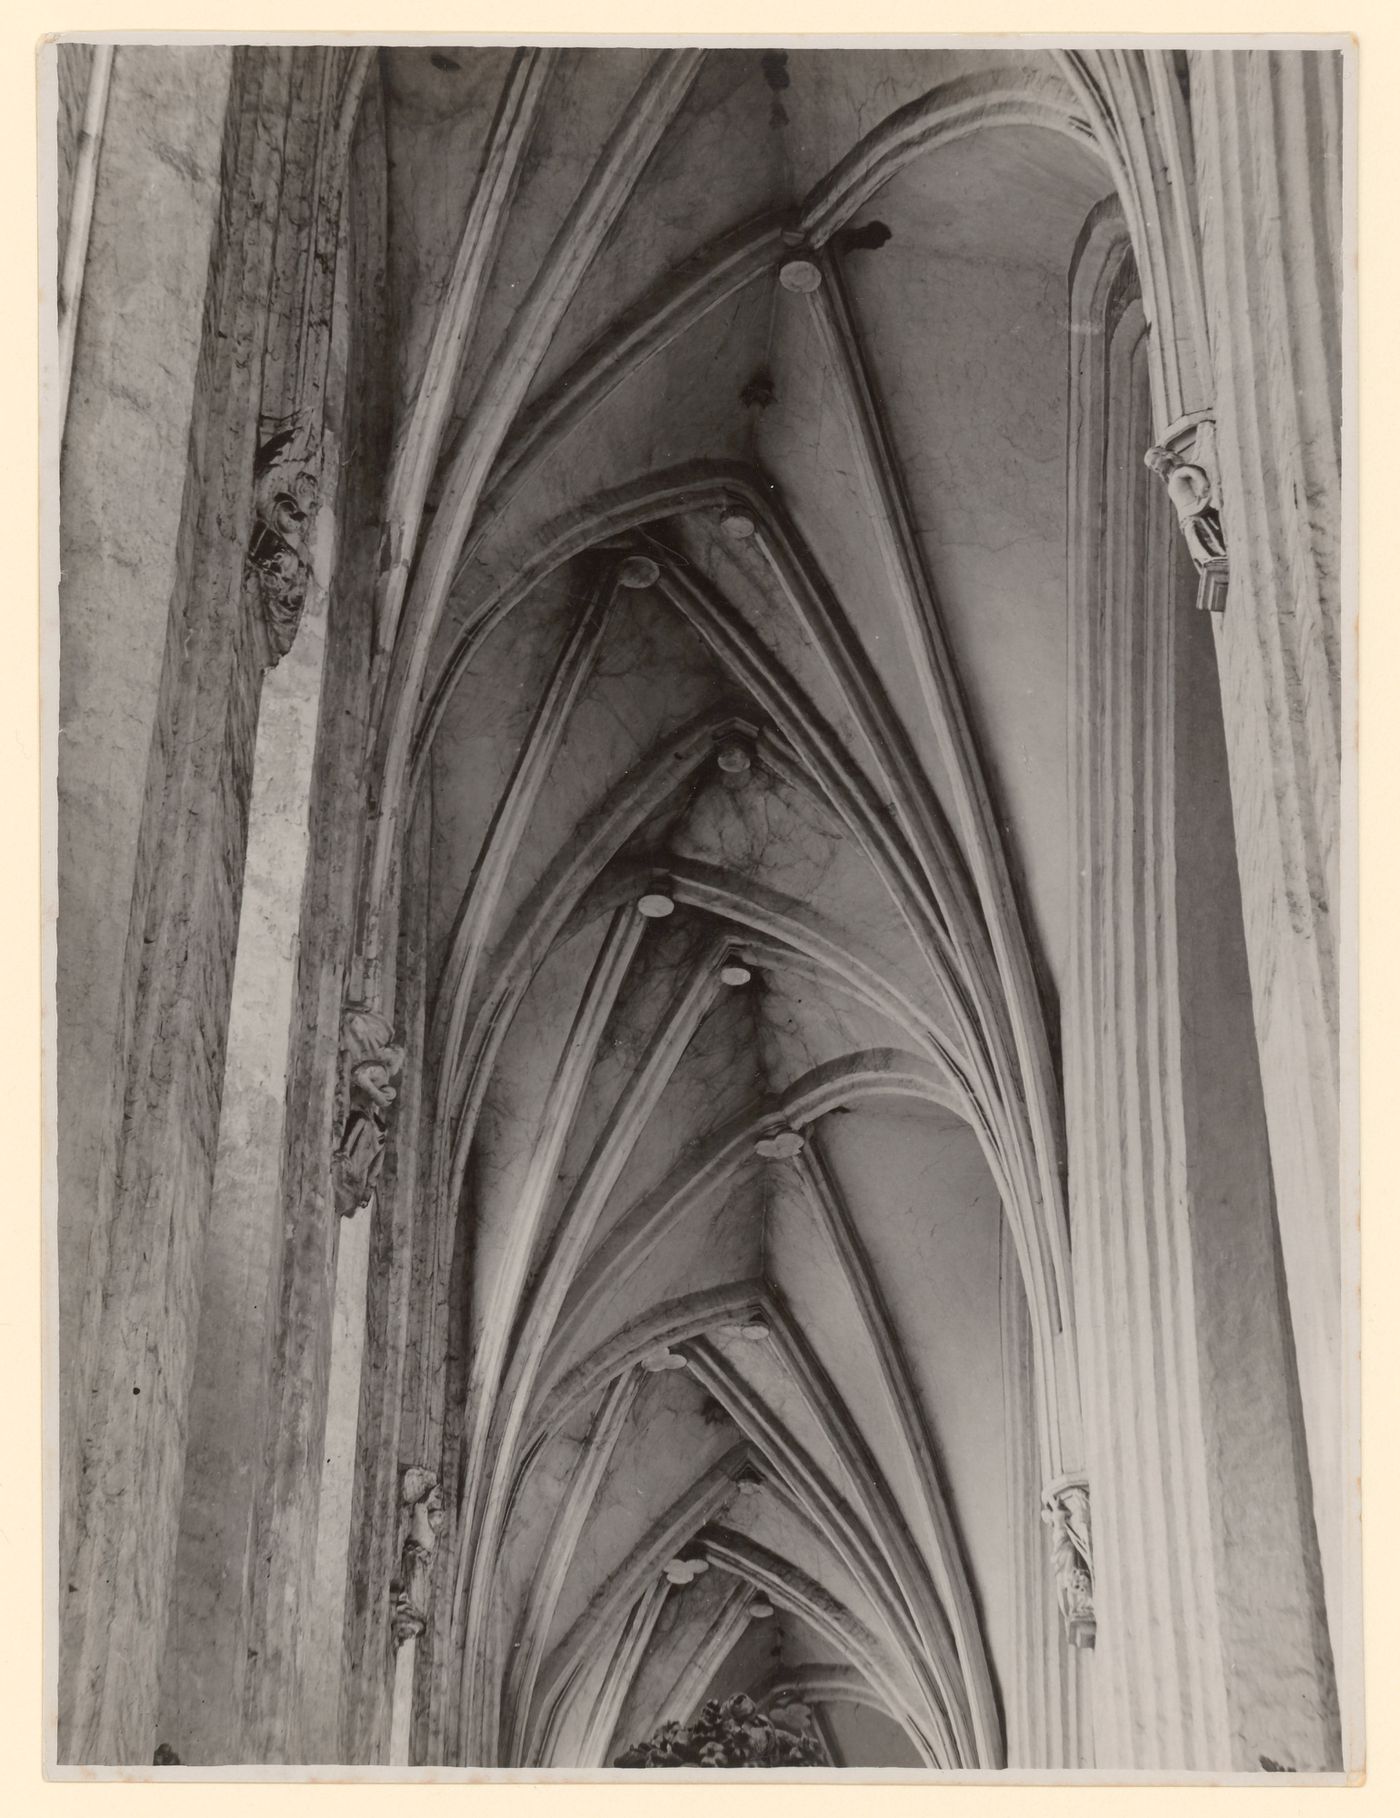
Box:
331 1006 406 1217
1144 438 1229 613
390 1467 446 1652
245 413 322 663
1041 1473 1095 1648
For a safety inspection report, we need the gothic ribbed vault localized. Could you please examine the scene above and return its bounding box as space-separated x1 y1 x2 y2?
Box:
54 39 1350 1777
374 46 1115 1768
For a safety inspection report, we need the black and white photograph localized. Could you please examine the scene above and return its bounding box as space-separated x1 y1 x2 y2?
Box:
43 32 1358 1779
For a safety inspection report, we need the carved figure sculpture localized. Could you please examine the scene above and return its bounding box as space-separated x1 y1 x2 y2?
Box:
1042 1475 1096 1648
332 1008 406 1216
405 1479 446 1565
246 419 321 660
1143 444 1228 570
390 1468 446 1651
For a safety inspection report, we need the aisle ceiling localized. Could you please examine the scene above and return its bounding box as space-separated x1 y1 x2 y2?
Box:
375 45 1114 1767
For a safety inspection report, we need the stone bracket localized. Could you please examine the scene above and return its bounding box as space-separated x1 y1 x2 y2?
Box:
1196 556 1230 614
